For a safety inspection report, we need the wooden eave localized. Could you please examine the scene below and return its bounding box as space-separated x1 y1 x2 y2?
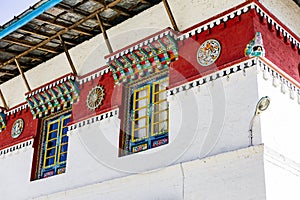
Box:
0 0 162 83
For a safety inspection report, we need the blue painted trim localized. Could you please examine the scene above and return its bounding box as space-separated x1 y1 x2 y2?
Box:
0 0 62 39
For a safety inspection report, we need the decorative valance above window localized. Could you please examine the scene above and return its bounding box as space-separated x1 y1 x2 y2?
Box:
0 107 6 132
25 73 79 119
105 28 178 84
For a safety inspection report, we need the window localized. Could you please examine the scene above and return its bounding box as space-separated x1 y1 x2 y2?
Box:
122 72 169 155
36 111 71 179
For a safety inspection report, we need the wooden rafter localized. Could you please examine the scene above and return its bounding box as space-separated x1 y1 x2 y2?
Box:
18 27 76 46
0 69 15 76
111 5 131 16
139 0 151 4
15 59 31 92
0 0 123 69
58 35 77 75
35 16 93 37
54 1 109 30
19 27 53 39
90 0 106 7
71 0 92 10
0 49 42 62
55 3 90 17
2 37 58 54
0 89 8 110
162 0 179 32
96 13 113 53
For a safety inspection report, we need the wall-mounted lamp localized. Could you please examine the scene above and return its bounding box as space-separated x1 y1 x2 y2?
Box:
249 96 271 146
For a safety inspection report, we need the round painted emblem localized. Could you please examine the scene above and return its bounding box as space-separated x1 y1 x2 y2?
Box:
11 118 24 138
86 85 105 110
197 39 221 66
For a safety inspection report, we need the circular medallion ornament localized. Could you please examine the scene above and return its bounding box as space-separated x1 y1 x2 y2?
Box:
197 39 221 66
11 118 24 139
86 85 105 110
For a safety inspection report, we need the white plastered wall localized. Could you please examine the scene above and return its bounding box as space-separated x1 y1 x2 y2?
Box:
167 64 261 164
256 62 300 199
24 61 261 199
259 0 300 36
0 145 34 200
264 147 300 200
257 66 300 163
32 146 266 200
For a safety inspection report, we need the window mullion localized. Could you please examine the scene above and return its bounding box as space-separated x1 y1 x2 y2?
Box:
57 115 69 165
127 75 169 154
57 116 63 166
43 120 60 169
131 85 150 142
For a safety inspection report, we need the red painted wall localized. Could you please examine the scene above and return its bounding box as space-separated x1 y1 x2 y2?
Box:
253 16 300 83
170 11 300 87
0 107 39 150
71 71 122 123
170 12 256 88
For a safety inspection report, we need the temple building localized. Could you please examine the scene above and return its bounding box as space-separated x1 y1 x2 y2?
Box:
0 0 299 199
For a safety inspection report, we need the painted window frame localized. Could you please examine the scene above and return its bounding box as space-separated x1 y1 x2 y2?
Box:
122 71 169 155
36 110 71 179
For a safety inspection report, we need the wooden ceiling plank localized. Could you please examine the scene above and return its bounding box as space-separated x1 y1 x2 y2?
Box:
35 16 93 37
112 5 131 16
90 0 106 7
0 69 15 76
19 26 76 46
55 3 90 17
19 28 50 39
139 0 151 4
0 49 43 62
2 38 58 54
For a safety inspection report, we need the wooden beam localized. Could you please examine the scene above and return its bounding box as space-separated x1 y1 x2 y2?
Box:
106 0 123 8
0 69 16 76
19 28 52 39
96 13 113 54
0 0 123 69
58 35 77 75
18 28 75 46
3 37 59 54
162 0 179 32
90 0 106 7
55 3 90 17
0 49 42 62
72 0 91 9
35 16 93 37
15 59 31 92
139 0 151 4
0 89 8 110
112 5 131 16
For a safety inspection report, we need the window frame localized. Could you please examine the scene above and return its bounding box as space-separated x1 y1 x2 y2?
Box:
36 110 71 179
122 70 169 155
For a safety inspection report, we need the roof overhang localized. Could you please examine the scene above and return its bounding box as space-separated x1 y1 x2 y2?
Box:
0 0 162 83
